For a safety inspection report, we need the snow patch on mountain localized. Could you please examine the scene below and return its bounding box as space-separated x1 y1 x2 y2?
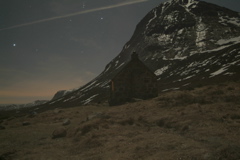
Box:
178 0 199 13
154 66 169 76
219 15 240 27
210 58 240 77
157 34 173 45
63 96 76 103
217 36 240 45
124 44 130 49
82 94 99 105
210 67 228 77
115 60 119 66
146 9 157 31
185 0 198 8
100 80 110 88
104 64 111 73
49 98 63 104
82 81 97 91
196 18 207 50
173 54 187 60
176 75 195 82
164 11 179 24
162 87 180 92
116 62 125 69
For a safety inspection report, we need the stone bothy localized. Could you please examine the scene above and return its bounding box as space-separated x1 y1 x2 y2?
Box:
109 52 158 106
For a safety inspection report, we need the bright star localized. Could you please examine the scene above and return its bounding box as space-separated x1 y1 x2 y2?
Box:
13 43 16 47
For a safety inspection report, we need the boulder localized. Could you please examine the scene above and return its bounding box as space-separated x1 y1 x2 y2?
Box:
22 122 31 126
54 108 63 114
52 128 67 139
62 119 71 126
87 112 104 121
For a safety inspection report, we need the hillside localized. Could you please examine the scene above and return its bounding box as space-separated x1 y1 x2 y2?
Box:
1 81 240 160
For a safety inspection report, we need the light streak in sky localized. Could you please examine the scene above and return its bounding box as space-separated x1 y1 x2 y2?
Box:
0 0 148 31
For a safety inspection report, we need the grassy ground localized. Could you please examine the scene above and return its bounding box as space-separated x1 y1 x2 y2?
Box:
1 82 240 160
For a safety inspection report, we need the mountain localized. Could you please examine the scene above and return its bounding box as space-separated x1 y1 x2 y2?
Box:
45 0 240 107
0 100 49 111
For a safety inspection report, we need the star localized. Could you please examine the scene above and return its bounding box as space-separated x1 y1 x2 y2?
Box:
100 17 104 20
13 43 16 47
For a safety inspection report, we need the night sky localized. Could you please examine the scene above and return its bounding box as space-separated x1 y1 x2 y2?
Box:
1 0 240 104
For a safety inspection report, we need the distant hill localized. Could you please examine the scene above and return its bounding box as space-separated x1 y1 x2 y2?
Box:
0 100 48 111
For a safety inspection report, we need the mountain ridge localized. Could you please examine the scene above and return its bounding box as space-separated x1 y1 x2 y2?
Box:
0 100 49 111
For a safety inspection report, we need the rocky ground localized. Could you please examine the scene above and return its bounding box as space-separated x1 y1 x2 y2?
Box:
1 81 240 160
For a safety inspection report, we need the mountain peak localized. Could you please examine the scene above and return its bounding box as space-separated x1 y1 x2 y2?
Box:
166 0 199 6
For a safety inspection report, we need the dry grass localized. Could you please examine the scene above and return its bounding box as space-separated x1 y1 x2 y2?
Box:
1 82 240 160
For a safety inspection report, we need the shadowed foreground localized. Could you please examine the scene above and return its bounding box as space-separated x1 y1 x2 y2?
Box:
1 82 240 160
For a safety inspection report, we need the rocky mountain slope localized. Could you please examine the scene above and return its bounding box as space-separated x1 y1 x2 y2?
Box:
46 0 240 107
